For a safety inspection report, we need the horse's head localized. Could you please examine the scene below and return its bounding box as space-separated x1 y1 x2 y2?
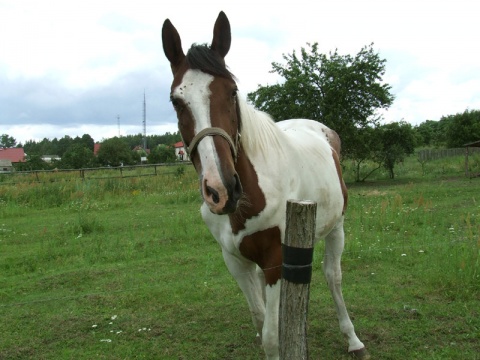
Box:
162 12 243 215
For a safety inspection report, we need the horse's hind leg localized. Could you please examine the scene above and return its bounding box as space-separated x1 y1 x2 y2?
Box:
323 218 369 358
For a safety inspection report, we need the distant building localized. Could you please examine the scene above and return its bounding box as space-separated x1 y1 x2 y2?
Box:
174 141 189 161
0 159 13 173
0 147 26 163
94 143 101 156
41 155 61 163
133 145 150 163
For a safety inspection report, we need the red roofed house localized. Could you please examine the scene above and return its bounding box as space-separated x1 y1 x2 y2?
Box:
0 147 26 163
0 148 25 172
174 141 189 161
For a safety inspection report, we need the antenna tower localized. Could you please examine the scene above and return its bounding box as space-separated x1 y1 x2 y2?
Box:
117 115 120 136
142 92 147 150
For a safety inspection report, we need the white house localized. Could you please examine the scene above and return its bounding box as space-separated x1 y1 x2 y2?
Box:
174 141 189 161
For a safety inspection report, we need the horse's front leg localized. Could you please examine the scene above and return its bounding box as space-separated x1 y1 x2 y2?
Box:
221 249 266 339
262 281 281 360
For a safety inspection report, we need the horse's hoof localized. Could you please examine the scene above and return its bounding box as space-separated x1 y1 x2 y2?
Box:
350 347 370 359
254 334 262 345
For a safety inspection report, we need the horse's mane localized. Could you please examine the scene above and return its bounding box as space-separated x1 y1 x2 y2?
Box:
237 96 287 158
186 44 235 80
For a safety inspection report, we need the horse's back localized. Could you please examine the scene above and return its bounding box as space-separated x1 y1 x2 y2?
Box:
276 119 341 159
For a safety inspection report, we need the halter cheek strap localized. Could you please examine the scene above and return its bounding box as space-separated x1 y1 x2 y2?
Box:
187 127 240 163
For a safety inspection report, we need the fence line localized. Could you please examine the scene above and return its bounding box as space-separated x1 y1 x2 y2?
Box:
417 147 480 162
0 162 191 185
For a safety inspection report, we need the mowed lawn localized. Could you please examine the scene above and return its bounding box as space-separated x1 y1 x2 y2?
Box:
0 165 479 359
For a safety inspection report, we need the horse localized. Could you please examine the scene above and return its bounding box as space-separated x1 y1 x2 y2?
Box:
162 11 368 360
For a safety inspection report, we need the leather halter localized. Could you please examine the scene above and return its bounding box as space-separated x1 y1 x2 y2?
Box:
187 127 240 163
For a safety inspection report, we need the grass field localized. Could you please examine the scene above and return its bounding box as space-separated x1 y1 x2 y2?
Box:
1 158 479 359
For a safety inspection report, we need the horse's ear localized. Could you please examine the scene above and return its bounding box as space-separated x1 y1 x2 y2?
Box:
211 11 231 58
162 19 185 73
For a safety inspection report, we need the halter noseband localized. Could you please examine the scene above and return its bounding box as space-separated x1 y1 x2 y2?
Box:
187 127 240 163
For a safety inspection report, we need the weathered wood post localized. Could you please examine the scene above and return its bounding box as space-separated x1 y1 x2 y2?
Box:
279 200 317 360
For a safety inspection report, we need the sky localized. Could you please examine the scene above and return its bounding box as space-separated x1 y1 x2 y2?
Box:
1 0 479 145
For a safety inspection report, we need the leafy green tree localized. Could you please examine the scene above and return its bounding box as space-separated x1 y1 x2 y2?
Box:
97 137 134 167
57 136 75 157
444 109 480 148
14 155 51 171
349 126 384 182
1 134 17 148
414 119 452 148
78 134 95 151
59 144 96 169
247 43 394 156
148 144 176 164
378 121 415 179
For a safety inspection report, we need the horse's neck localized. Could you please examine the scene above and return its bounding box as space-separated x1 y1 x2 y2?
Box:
237 98 286 162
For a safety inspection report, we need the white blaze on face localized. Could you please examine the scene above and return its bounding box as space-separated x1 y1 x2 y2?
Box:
172 69 229 211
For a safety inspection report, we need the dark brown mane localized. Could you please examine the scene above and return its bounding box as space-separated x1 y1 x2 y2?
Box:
186 44 235 80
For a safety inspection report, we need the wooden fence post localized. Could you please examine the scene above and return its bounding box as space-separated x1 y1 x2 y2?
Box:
279 199 317 360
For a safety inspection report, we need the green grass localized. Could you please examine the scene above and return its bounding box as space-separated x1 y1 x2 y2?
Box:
1 157 479 359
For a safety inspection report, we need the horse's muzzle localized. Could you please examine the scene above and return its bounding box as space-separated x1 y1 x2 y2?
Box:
202 173 242 214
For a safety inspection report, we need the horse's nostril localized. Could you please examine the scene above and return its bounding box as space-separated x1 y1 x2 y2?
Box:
206 185 220 204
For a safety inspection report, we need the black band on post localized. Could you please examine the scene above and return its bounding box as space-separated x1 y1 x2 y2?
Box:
282 244 314 284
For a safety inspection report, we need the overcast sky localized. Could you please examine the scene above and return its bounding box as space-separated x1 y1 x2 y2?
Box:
1 0 479 145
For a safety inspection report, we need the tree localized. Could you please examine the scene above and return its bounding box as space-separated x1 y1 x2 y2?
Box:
247 43 394 156
97 137 134 167
59 144 96 169
148 144 176 164
14 155 51 171
378 121 415 179
349 126 384 182
1 134 17 148
444 109 480 148
79 134 95 151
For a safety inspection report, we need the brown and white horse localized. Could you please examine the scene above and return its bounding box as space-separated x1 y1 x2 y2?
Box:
162 11 367 359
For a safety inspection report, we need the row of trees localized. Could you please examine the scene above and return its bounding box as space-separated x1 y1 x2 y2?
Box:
4 132 181 171
18 132 181 159
415 109 480 148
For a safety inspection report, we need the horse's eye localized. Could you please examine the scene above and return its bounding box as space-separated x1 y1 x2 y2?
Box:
170 96 183 111
232 87 238 98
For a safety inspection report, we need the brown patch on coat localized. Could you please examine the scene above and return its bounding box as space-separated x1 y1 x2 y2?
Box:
332 149 348 214
239 227 282 285
228 145 267 234
323 128 348 213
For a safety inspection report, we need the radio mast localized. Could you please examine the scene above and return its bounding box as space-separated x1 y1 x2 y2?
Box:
142 91 147 150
